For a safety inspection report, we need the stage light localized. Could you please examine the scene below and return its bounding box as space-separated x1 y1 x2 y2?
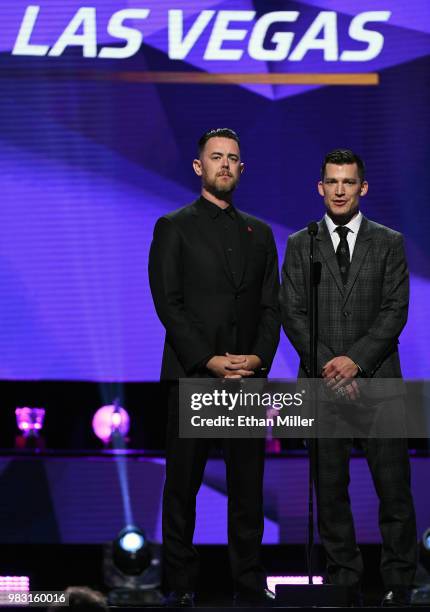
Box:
416 526 430 578
92 404 130 444
0 576 30 605
15 408 46 450
423 528 430 551
113 526 151 576
15 408 45 435
119 530 145 554
412 534 430 605
97 403 162 605
411 528 430 603
0 576 30 592
104 526 162 606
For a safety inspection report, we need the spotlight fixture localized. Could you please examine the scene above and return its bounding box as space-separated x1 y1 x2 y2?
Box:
15 408 46 450
0 576 30 606
104 525 162 606
113 525 151 576
411 527 430 605
0 576 30 591
423 528 430 551
92 404 130 445
15 408 45 435
418 526 430 576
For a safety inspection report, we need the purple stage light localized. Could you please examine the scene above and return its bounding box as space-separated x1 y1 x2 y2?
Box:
92 405 130 443
0 576 30 591
267 576 324 590
15 408 45 435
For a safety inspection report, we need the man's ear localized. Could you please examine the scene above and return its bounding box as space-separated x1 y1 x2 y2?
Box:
317 181 324 197
360 181 369 196
193 158 202 176
240 162 245 175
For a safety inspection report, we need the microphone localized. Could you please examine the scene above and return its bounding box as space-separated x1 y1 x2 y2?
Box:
307 221 319 236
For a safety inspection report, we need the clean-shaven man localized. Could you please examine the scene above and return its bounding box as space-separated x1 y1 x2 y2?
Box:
279 149 417 606
149 128 280 606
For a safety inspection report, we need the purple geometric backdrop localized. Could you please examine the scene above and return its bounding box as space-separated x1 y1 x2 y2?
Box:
0 456 428 544
0 1 429 381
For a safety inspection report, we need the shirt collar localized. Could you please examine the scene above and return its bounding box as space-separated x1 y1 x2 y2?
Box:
324 211 362 235
199 195 235 219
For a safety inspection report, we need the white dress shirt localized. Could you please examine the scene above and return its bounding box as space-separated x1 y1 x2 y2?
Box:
324 211 363 261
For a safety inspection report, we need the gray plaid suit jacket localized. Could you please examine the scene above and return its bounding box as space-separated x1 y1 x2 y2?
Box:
279 215 409 379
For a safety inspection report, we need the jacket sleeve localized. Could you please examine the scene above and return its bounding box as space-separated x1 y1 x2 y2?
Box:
279 234 334 375
346 233 409 376
148 216 213 375
251 226 281 373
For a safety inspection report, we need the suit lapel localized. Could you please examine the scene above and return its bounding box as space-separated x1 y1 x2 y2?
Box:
316 218 345 297
342 216 372 305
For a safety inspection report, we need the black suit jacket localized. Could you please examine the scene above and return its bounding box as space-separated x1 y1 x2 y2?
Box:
149 198 280 380
279 215 409 378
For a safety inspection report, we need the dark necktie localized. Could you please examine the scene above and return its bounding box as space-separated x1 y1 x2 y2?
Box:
335 226 350 285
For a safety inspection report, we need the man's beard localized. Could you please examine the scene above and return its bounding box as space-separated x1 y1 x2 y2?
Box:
205 176 238 198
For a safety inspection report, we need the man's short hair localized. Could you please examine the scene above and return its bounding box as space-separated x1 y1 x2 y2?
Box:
321 149 366 182
198 128 240 156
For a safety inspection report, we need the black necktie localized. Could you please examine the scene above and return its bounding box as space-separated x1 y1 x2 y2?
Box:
335 226 350 285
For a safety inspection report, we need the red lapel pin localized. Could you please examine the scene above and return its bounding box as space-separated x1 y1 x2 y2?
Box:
247 226 253 232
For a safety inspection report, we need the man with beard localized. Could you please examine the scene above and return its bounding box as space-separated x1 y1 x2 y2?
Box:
149 128 280 606
279 149 417 606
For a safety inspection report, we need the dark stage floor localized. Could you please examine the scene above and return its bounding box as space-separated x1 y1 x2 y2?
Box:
0 544 414 608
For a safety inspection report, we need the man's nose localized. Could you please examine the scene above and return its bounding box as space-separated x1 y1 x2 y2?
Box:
221 156 230 168
335 182 345 196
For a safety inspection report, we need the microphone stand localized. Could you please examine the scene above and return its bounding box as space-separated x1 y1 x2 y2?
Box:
307 221 319 585
276 223 351 606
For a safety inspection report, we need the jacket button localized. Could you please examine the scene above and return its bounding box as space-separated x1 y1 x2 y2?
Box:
235 294 240 300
